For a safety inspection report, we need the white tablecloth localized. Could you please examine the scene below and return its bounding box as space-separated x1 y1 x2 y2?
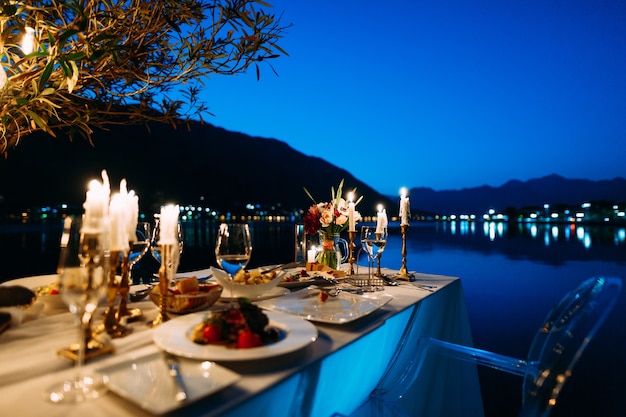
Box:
0 272 484 417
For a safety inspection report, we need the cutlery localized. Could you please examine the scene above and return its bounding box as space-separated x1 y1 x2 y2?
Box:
164 353 188 402
129 285 152 302
258 262 298 274
380 275 398 286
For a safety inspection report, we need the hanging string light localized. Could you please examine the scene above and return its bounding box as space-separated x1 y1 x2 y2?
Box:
21 26 35 54
0 66 6 89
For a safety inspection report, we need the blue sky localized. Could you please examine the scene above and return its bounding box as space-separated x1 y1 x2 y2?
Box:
198 0 625 195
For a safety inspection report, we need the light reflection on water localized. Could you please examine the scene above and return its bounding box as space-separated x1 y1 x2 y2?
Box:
448 219 626 250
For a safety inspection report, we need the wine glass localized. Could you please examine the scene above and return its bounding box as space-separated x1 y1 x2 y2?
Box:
46 216 108 403
360 225 388 291
128 221 151 269
215 223 252 300
150 218 183 266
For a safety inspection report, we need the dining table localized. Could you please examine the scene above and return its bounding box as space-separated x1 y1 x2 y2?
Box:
0 268 484 417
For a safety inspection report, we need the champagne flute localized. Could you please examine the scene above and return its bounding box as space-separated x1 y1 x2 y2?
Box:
360 225 388 291
46 216 108 403
215 223 252 300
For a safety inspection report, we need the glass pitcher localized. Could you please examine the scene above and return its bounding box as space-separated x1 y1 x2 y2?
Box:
317 231 348 270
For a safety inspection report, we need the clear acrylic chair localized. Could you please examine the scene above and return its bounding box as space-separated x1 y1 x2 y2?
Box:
352 276 622 417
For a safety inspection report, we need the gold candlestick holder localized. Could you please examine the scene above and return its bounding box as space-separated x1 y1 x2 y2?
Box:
116 251 143 321
348 230 357 275
99 251 132 338
148 243 174 327
394 224 415 281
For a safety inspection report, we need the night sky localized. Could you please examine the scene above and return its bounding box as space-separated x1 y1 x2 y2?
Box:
196 0 626 195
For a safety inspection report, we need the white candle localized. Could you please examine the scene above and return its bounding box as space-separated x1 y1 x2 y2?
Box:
108 193 129 251
307 246 317 263
400 188 410 226
159 204 179 245
83 178 108 233
347 192 356 232
376 204 387 233
120 179 139 243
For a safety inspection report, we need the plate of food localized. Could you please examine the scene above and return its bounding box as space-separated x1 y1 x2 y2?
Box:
152 300 318 361
256 286 393 324
279 266 348 289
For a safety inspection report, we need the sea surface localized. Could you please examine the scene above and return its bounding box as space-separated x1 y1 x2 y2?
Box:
1 219 625 417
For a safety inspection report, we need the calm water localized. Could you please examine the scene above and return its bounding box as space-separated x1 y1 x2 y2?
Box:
1 219 625 417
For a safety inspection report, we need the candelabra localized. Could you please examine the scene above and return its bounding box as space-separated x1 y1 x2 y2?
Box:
348 230 357 275
100 251 132 338
394 224 415 281
116 251 143 321
148 243 176 327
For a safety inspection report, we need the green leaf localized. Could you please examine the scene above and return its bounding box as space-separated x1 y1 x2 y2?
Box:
27 110 48 130
39 62 54 90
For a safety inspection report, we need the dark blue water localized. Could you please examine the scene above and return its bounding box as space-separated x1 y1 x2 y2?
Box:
1 219 625 416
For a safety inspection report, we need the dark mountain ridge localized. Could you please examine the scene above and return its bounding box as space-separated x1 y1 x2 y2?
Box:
409 174 626 216
0 122 395 216
0 122 623 218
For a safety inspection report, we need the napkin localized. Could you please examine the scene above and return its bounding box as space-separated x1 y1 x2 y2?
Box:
0 303 44 329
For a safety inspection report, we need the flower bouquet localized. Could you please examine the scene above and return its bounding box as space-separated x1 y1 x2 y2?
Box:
303 179 362 269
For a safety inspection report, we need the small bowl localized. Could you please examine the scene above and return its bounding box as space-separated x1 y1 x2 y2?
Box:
210 266 285 299
149 283 223 314
33 282 67 311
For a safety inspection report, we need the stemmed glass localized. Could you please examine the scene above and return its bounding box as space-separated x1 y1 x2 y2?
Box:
360 225 388 291
46 216 108 403
215 223 252 300
150 218 184 268
128 221 151 270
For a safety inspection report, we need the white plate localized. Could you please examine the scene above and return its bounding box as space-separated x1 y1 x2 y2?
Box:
97 349 240 415
153 311 318 361
220 285 290 301
256 287 394 324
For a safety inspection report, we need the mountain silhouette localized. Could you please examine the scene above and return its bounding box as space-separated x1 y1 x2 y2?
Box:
0 121 396 216
1 122 624 218
408 174 626 216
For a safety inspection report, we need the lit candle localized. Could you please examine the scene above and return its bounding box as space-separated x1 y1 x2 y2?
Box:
307 246 317 263
376 204 387 233
400 187 410 226
120 179 139 243
108 193 129 251
347 192 356 232
159 204 179 245
82 171 110 233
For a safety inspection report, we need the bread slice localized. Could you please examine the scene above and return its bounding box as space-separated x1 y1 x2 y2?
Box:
176 277 199 294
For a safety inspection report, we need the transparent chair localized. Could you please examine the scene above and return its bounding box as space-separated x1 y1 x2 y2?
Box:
350 276 622 417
